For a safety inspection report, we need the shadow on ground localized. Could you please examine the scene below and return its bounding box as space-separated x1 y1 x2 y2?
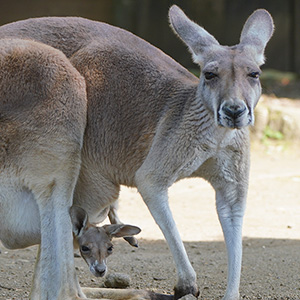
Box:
1 238 299 300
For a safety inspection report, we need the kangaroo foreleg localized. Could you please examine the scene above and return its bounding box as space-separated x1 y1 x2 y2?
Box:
216 184 247 300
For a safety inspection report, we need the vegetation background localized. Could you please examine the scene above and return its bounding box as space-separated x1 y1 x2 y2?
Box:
0 0 299 73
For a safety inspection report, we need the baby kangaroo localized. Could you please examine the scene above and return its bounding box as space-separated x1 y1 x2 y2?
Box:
70 206 141 277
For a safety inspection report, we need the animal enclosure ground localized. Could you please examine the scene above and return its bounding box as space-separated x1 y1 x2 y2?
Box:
0 144 300 300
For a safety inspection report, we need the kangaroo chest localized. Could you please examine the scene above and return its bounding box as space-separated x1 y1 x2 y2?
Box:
177 129 248 186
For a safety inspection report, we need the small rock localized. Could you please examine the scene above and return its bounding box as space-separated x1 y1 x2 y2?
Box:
178 294 197 300
153 276 166 281
104 273 131 288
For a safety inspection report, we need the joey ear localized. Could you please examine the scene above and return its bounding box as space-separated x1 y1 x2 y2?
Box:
69 206 89 237
169 5 219 65
240 9 274 65
103 224 141 239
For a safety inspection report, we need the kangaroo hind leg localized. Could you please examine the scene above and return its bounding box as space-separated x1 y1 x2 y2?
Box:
0 39 87 300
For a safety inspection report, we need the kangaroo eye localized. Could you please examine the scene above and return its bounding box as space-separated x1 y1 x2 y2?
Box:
248 72 260 79
204 72 218 80
107 246 114 254
81 245 90 253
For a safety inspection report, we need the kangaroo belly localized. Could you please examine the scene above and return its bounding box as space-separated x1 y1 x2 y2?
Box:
0 185 41 249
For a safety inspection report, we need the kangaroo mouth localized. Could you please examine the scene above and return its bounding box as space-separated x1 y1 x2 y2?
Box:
217 112 252 129
89 261 107 277
94 269 107 277
217 101 253 129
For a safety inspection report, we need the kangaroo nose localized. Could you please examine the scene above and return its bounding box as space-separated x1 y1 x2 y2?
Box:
223 103 246 119
218 99 251 128
89 261 107 277
95 265 107 277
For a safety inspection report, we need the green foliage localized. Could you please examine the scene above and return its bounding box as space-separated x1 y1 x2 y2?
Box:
263 126 284 140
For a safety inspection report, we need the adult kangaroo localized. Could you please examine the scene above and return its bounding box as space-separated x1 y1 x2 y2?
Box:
0 5 274 300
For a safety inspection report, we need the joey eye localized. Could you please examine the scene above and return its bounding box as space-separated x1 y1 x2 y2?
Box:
81 245 90 253
248 72 260 79
204 72 218 80
107 245 114 254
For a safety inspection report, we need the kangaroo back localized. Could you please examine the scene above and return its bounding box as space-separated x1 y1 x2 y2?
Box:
0 38 87 178
0 17 198 188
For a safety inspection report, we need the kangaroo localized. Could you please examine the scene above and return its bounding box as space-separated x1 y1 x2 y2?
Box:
70 205 141 277
0 5 274 300
0 38 87 299
0 37 167 300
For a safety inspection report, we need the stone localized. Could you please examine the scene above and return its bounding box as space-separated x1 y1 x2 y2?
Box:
104 273 131 288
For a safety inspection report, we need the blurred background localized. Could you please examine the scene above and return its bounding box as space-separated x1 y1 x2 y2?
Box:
0 0 298 73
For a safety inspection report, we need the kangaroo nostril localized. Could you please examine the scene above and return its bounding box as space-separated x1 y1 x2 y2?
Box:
95 266 106 277
89 260 107 277
98 270 106 277
223 105 246 118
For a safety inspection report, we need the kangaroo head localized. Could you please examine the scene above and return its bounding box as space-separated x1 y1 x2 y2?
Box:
169 6 274 129
70 206 141 277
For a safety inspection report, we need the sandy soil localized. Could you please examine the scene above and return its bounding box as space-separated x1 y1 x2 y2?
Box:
0 144 300 300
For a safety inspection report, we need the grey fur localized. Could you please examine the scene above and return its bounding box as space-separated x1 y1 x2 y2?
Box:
0 5 274 300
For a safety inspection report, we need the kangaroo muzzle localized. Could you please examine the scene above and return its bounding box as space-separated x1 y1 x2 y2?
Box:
89 260 107 277
218 99 252 129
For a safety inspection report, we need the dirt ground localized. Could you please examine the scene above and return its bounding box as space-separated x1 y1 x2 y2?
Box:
0 143 300 300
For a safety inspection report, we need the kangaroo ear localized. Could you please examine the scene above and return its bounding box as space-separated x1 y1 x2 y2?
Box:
169 5 219 65
239 9 274 65
69 206 89 237
103 224 141 239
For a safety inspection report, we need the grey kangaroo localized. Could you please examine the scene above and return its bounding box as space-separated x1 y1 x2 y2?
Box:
0 5 274 300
